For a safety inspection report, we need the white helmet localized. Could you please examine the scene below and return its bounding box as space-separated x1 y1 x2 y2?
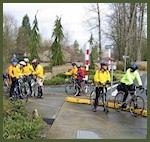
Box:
24 58 29 63
19 61 26 66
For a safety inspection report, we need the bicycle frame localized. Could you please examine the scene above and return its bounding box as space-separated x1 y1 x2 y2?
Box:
91 83 109 113
98 86 107 104
114 85 145 116
124 86 143 105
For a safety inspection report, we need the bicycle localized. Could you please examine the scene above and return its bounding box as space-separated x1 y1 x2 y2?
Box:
31 76 44 99
31 77 38 98
10 76 30 102
3 73 11 93
90 83 109 114
114 85 145 117
65 77 92 97
19 76 31 102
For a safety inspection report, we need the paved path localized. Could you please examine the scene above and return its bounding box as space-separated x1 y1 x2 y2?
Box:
26 86 147 139
46 102 147 139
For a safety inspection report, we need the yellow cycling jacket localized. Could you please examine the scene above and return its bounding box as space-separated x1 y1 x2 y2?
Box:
16 64 24 77
94 70 111 86
65 66 78 78
32 64 44 79
23 63 34 76
8 65 19 79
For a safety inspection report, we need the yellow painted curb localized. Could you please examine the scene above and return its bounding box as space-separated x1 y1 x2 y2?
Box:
65 97 147 117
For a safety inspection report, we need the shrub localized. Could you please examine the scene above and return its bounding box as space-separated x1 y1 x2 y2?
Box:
138 64 147 71
55 73 67 79
117 62 124 71
3 98 46 139
89 69 96 76
113 70 125 81
43 66 51 72
44 77 66 85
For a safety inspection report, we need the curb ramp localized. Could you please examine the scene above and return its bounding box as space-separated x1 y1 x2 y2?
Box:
65 97 147 117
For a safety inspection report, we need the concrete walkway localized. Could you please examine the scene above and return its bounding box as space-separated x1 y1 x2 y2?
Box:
26 88 147 139
46 101 147 139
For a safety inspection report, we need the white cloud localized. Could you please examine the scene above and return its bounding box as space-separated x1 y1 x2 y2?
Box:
3 3 109 47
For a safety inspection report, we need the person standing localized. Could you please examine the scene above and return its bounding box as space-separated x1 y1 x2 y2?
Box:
31 59 44 99
93 61 111 112
23 58 34 95
8 58 20 99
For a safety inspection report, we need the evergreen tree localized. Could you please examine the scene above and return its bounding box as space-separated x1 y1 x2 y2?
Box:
50 16 65 66
88 33 95 69
28 14 40 61
73 40 80 53
16 14 31 53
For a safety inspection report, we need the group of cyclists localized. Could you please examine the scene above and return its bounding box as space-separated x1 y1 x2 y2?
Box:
4 56 145 112
5 57 44 99
65 61 144 112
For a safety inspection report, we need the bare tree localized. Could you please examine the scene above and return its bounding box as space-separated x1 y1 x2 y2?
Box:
136 3 146 61
3 13 18 64
105 3 147 62
84 3 102 60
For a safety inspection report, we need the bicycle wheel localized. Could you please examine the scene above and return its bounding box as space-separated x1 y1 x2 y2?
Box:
102 94 109 114
84 85 92 97
90 90 96 109
130 96 145 117
10 87 19 101
65 84 78 97
20 82 29 102
32 83 38 98
25 83 30 102
114 91 125 112
31 79 39 98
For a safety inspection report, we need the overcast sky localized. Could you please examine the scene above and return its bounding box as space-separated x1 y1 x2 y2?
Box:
3 3 110 48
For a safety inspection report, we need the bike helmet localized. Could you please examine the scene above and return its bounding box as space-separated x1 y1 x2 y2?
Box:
19 61 26 66
72 62 76 66
24 58 29 63
100 61 108 66
131 63 138 71
11 58 18 63
77 64 81 68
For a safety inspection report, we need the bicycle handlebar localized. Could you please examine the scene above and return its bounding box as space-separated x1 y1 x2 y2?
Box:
135 86 146 94
98 82 110 86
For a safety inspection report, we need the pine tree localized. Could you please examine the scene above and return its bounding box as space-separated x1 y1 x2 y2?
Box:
88 33 95 69
73 40 80 53
16 14 31 53
28 14 40 61
50 16 65 67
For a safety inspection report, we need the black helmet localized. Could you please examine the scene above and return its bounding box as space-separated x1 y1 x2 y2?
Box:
77 64 81 68
131 63 138 71
100 61 108 66
72 62 76 66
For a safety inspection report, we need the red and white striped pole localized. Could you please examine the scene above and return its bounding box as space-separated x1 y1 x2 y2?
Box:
85 43 90 81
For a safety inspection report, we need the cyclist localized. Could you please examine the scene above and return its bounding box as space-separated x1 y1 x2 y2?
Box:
117 63 143 108
65 62 78 79
8 58 20 99
75 64 85 96
31 59 44 99
81 65 85 73
23 58 34 95
93 61 111 112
